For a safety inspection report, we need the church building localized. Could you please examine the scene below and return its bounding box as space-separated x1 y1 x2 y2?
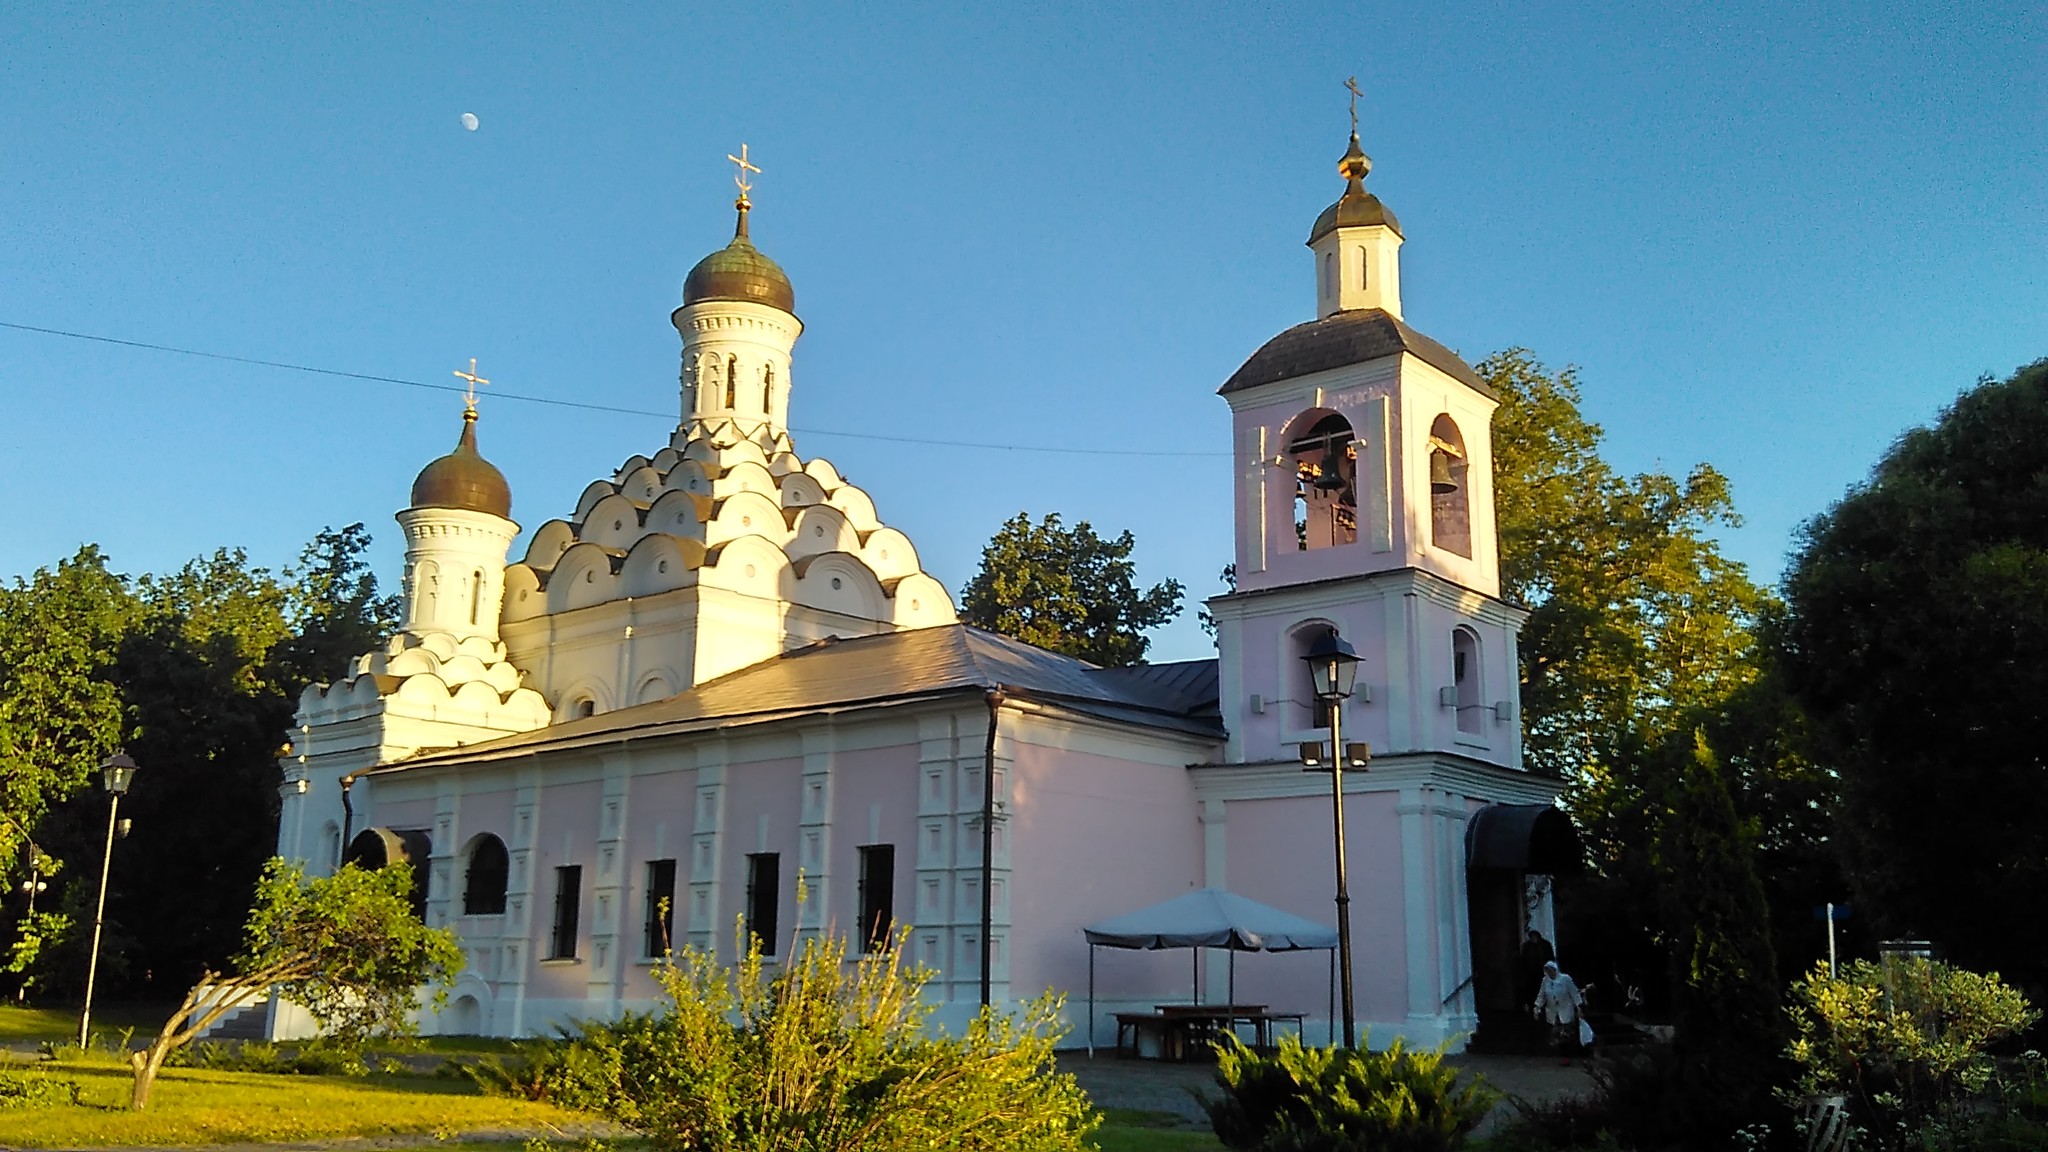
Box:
272 126 1569 1049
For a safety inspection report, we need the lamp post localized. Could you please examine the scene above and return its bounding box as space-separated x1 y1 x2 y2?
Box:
1301 631 1362 1048
78 750 138 1049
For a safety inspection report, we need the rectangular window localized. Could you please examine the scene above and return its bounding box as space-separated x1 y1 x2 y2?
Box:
549 865 582 960
857 844 896 953
745 853 780 955
644 858 677 958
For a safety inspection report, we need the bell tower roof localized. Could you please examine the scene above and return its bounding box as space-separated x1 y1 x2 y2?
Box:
1308 133 1401 243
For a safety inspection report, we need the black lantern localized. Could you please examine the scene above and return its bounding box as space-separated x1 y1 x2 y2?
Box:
1303 631 1361 702
100 751 138 796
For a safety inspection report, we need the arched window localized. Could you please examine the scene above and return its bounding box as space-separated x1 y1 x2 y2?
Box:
463 834 509 915
763 362 775 411
1322 252 1336 300
344 827 432 918
1286 410 1358 551
1453 628 1482 734
1428 414 1472 558
725 354 738 408
417 560 440 624
681 355 698 409
469 569 485 626
573 697 596 720
1290 622 1339 730
702 354 722 406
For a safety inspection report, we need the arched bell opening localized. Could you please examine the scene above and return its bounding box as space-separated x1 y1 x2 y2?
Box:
1285 410 1357 551
1428 414 1472 558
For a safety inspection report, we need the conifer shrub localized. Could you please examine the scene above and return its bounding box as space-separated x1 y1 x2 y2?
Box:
552 920 1096 1151
1199 1033 1497 1152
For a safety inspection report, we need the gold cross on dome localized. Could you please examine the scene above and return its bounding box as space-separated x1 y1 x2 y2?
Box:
728 143 761 200
452 357 490 413
1344 76 1364 135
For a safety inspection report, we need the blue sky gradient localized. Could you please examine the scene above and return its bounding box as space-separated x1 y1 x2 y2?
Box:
3 3 2041 661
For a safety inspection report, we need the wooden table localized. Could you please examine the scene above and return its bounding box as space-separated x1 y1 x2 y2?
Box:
1113 1005 1310 1060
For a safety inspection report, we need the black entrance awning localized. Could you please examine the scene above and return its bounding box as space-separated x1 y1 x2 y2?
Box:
1465 804 1582 874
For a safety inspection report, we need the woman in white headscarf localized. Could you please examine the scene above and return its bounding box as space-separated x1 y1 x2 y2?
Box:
1532 960 1586 1060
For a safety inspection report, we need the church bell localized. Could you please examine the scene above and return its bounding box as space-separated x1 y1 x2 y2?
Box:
1429 449 1458 495
1314 445 1349 492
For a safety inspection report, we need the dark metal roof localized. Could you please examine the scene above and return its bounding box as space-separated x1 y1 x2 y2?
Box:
386 625 1224 772
1218 309 1492 398
1466 804 1582 874
411 410 512 518
681 206 795 314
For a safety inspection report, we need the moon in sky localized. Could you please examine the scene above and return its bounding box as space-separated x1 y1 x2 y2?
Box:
460 112 480 132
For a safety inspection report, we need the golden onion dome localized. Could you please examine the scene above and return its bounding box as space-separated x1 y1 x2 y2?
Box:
682 200 796 314
410 408 512 518
1308 133 1401 244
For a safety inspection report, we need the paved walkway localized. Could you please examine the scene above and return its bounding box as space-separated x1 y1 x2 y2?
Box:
1061 1050 1598 1130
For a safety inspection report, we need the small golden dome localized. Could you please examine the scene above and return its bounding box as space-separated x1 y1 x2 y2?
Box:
1308 133 1402 243
410 409 512 518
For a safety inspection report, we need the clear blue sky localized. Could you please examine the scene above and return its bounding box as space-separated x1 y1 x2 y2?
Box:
3 3 2041 662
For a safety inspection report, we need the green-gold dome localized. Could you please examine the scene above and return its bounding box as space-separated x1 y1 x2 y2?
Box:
682 201 796 314
410 409 512 518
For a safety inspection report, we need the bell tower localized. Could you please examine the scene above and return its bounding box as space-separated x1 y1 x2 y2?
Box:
1206 118 1526 772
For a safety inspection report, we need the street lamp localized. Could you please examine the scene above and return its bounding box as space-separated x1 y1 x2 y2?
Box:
78 750 138 1049
1300 631 1363 1048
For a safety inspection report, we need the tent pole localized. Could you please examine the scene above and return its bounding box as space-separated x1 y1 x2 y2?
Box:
1087 944 1096 1057
1192 947 1200 1006
1228 949 1236 1009
1328 949 1336 1046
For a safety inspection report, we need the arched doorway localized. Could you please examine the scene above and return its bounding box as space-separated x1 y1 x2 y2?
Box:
1464 804 1581 1051
343 827 433 918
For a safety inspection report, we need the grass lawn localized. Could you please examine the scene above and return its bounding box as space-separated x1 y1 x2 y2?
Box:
1 1060 582 1147
0 1055 1218 1150
0 1003 169 1046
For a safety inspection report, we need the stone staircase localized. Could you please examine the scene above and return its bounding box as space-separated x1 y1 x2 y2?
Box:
204 1004 268 1041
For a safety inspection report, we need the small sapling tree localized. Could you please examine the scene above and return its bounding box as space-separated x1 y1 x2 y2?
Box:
127 858 462 1109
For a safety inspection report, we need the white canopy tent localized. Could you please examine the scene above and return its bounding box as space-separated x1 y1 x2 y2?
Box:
1081 887 1339 1054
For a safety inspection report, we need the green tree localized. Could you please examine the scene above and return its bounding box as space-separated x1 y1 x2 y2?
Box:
128 859 463 1110
960 512 1183 667
273 523 401 689
1651 728 1783 1144
0 547 140 866
1781 357 2048 989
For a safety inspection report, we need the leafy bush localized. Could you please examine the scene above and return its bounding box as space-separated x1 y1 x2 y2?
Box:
0 1069 82 1109
1786 957 2038 1141
558 918 1095 1151
167 1038 371 1076
464 1021 647 1112
1199 1032 1498 1152
1479 1093 1623 1151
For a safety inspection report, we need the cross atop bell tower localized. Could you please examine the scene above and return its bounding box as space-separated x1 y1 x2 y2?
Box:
1310 79 1404 319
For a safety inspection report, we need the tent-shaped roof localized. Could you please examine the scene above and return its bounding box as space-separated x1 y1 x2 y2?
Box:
1083 888 1338 952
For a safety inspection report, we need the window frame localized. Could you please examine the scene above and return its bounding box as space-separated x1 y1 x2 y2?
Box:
643 858 678 958
857 844 896 954
745 852 780 957
549 864 582 960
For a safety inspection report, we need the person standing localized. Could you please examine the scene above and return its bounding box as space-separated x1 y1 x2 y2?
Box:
1533 960 1585 1061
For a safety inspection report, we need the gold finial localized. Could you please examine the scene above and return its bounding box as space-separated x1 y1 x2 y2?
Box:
452 357 490 415
727 143 761 206
1344 76 1363 137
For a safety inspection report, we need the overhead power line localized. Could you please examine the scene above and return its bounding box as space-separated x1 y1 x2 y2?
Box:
0 320 1230 458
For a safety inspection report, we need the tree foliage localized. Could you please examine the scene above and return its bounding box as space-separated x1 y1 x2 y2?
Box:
960 512 1183 667
3 525 399 1001
1781 359 2048 989
128 859 463 1110
0 547 139 865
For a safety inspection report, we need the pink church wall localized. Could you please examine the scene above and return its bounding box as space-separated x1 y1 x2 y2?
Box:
1005 730 1207 1033
825 744 919 947
614 761 700 1002
1229 605 1392 764
523 778 602 1004
1223 792 1409 1026
717 754 803 961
